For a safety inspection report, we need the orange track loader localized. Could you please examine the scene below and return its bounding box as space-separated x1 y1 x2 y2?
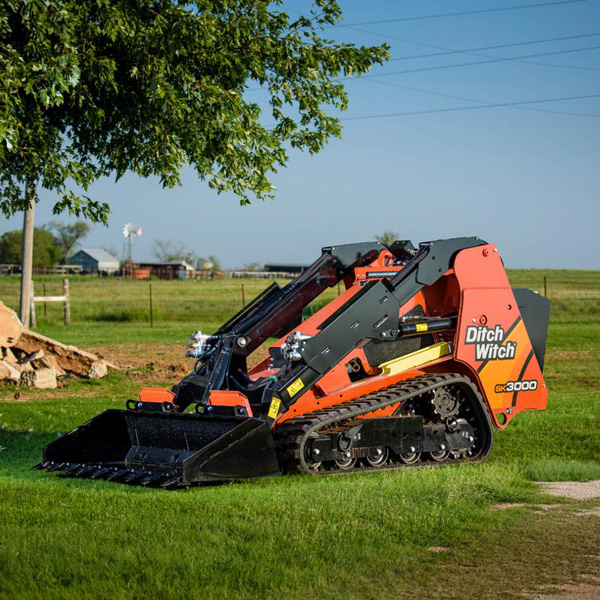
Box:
35 237 550 487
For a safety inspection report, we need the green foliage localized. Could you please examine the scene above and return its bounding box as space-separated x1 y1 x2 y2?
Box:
152 239 197 264
241 262 262 271
375 231 400 247
523 460 600 482
48 220 90 263
0 226 60 265
207 254 221 271
0 1 389 223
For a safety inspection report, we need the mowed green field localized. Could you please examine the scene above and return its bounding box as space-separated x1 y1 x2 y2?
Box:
0 270 599 600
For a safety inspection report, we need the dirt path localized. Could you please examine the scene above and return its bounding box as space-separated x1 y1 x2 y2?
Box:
526 481 600 599
528 577 600 600
540 480 600 501
88 342 271 382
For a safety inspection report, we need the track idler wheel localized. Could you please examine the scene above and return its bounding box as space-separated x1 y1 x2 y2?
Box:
335 453 357 470
429 449 450 462
304 434 323 472
366 446 389 467
399 450 420 465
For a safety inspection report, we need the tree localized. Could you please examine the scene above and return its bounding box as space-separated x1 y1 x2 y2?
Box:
241 262 262 272
198 255 221 271
0 227 61 266
102 245 118 258
152 239 197 264
207 255 221 272
48 220 90 263
0 2 388 224
375 231 400 247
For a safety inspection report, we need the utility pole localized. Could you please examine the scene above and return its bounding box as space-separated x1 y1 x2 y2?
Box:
19 181 35 328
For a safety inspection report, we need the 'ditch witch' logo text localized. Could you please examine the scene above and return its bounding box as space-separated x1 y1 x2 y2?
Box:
465 325 516 361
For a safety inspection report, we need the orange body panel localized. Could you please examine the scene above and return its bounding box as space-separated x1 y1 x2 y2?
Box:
138 387 175 404
453 245 547 427
208 390 252 414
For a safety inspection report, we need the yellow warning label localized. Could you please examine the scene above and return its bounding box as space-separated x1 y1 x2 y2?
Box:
268 398 281 419
286 378 305 398
415 323 428 332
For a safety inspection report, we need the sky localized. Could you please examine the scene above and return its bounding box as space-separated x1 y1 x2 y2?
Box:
2 0 599 270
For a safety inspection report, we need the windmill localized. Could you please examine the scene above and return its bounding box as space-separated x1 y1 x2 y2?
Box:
122 223 142 266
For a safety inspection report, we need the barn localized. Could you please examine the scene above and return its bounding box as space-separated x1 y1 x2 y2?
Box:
70 248 120 275
137 260 195 280
263 263 309 276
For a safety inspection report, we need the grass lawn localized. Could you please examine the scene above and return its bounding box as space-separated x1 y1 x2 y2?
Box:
0 270 599 599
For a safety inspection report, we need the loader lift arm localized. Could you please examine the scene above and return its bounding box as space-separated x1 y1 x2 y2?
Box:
175 242 388 411
270 237 486 414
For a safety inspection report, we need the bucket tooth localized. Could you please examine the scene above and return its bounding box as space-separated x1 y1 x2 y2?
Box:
90 467 113 480
141 474 165 487
107 469 130 482
48 463 65 472
124 472 145 484
55 463 73 473
75 465 95 477
63 464 82 474
160 476 182 488
31 462 47 471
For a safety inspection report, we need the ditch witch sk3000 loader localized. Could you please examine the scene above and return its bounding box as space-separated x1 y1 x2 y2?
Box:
36 237 550 487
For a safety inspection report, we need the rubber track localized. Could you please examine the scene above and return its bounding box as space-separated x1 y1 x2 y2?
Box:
273 373 494 475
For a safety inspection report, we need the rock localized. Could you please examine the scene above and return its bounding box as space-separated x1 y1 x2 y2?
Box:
0 360 21 384
19 361 34 373
14 348 67 378
2 348 19 369
20 367 58 389
18 349 44 365
88 360 108 379
33 354 66 377
0 301 23 347
14 329 118 378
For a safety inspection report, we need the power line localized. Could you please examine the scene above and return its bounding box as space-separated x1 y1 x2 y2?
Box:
388 32 600 62
356 44 600 78
339 93 600 121
364 77 600 118
245 41 600 93
344 25 600 71
331 0 585 28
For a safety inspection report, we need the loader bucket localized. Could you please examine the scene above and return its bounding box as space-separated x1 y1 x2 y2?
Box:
34 409 281 487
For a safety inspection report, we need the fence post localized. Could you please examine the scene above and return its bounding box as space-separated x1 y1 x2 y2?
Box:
43 283 47 317
63 279 70 325
543 276 547 298
149 283 154 328
241 284 246 307
29 282 36 328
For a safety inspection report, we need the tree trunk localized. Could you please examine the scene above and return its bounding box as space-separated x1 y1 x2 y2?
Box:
19 180 36 328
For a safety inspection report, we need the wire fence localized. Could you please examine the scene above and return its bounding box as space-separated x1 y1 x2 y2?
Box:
0 272 597 328
0 276 302 328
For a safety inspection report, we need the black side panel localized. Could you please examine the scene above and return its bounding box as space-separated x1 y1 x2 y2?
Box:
415 237 486 285
363 335 435 367
363 304 434 366
182 419 280 482
512 288 550 371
